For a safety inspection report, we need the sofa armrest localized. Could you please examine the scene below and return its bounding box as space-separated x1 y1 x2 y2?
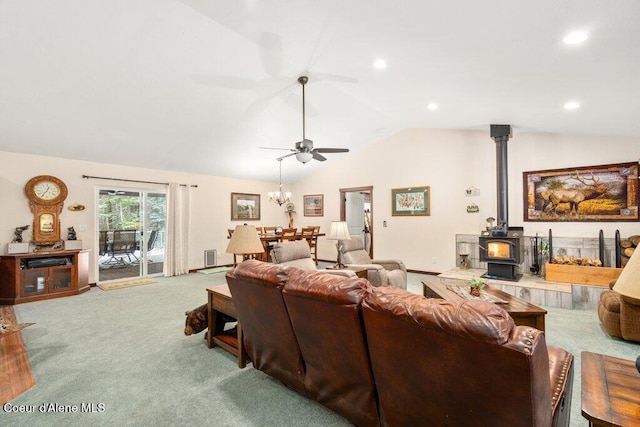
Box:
322 269 357 278
372 259 407 272
609 279 617 290
344 263 384 272
548 346 574 427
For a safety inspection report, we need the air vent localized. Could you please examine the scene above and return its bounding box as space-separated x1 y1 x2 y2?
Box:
204 250 217 268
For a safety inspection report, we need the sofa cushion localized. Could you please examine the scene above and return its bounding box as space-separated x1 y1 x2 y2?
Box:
339 238 373 264
271 240 312 264
283 269 379 427
362 286 554 427
225 260 305 394
364 286 514 344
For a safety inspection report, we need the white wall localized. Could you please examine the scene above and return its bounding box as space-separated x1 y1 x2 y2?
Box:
0 150 287 283
292 128 640 272
2 128 639 280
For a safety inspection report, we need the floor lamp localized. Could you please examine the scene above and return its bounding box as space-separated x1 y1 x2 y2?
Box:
226 224 265 265
326 221 351 268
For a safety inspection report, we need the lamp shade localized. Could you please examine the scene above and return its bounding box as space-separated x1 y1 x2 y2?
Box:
226 225 265 255
613 247 640 299
326 221 351 240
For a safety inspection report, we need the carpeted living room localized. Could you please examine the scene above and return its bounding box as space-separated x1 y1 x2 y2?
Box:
1 268 638 426
2 1 640 426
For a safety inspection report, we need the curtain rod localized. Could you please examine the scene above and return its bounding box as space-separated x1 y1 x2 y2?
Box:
82 175 198 188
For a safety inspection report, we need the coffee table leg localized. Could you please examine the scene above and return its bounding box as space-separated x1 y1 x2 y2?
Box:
207 292 214 348
237 323 246 368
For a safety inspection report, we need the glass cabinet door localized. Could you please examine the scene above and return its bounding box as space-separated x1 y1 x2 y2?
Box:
21 269 47 296
50 267 72 291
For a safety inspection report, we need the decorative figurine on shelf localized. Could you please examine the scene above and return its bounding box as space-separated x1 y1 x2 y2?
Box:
12 225 29 243
67 226 77 240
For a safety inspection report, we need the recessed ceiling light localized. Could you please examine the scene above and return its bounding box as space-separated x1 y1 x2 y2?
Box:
563 31 588 45
426 103 438 111
564 101 580 110
373 59 387 69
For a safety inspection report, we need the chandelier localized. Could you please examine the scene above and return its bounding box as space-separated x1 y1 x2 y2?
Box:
268 159 291 206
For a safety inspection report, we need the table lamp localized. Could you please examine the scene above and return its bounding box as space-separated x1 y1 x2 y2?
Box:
326 221 351 268
226 224 265 263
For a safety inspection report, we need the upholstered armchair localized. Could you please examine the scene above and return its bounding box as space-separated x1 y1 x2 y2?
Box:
598 247 640 342
598 280 640 342
270 240 356 278
337 237 407 289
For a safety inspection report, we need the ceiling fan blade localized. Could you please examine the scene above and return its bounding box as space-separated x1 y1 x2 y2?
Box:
259 147 296 151
277 152 298 161
311 151 327 161
313 148 349 153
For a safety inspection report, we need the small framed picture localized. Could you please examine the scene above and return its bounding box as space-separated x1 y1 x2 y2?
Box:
391 186 430 216
303 194 324 217
231 193 260 221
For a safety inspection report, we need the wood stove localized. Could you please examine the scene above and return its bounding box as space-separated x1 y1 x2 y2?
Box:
480 124 524 281
480 228 524 281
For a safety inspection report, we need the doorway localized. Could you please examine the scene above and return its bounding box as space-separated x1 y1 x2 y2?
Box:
97 188 166 282
340 186 373 258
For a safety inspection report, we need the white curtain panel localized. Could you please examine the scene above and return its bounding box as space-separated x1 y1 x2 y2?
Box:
165 182 190 276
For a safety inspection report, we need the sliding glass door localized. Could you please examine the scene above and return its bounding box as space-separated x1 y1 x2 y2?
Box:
97 189 166 283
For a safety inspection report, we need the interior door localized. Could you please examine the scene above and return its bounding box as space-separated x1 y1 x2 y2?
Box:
345 192 365 244
340 186 373 257
97 189 166 283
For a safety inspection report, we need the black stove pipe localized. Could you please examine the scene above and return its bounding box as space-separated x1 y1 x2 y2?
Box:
490 124 512 229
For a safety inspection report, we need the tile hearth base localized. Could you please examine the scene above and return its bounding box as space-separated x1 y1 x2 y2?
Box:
438 268 605 309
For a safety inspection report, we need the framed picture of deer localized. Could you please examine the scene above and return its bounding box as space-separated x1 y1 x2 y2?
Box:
523 162 639 222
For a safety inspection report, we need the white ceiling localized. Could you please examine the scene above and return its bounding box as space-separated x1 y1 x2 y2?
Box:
1 0 639 183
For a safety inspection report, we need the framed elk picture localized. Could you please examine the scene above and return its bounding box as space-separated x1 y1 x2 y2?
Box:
523 162 639 222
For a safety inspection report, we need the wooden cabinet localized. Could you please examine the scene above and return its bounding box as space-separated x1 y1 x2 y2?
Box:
0 250 90 304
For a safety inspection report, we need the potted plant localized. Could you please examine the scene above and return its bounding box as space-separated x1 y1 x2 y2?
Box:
468 276 486 297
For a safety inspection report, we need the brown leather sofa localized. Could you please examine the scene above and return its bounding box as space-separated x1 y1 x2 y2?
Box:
226 260 574 427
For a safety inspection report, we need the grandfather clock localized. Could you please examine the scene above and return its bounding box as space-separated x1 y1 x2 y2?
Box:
24 175 68 251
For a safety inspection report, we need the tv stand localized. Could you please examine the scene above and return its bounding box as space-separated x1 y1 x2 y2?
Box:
0 250 90 305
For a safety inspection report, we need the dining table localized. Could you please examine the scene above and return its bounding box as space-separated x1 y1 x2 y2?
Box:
257 232 325 262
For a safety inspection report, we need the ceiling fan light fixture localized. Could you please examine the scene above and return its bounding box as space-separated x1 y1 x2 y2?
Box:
295 152 313 163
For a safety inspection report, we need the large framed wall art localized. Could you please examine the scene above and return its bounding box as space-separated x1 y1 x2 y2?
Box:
391 186 430 216
523 162 638 222
231 193 261 221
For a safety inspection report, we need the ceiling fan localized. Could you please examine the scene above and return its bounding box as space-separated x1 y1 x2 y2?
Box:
260 75 349 164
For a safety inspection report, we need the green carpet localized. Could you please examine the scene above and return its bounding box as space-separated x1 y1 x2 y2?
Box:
198 266 231 274
8 268 640 426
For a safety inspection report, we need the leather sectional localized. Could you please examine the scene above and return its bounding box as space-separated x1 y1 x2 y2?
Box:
225 260 574 426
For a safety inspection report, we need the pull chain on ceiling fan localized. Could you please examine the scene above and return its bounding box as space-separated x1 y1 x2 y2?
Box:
259 75 350 164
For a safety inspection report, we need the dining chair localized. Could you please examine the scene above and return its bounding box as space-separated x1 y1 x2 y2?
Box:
300 226 319 265
279 228 298 242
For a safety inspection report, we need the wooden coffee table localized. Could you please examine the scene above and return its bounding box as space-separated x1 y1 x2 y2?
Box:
581 351 640 427
423 280 547 332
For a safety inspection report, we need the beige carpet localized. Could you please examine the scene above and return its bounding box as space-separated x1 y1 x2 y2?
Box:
97 278 156 291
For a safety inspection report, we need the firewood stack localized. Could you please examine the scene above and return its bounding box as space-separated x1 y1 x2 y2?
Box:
620 235 639 268
549 255 602 266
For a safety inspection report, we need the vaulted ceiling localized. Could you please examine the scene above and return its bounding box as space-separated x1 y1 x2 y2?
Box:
1 1 639 183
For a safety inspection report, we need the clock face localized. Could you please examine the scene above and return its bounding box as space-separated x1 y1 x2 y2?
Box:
24 175 68 206
34 181 61 201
